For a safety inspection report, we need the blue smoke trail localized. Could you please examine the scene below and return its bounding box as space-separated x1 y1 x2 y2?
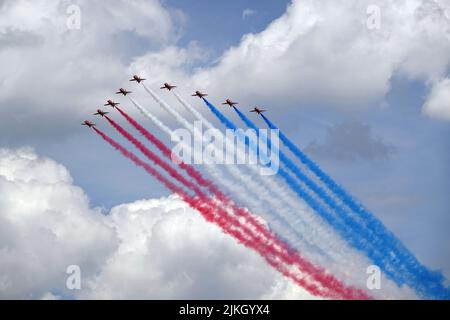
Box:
201 99 401 287
232 106 409 283
202 98 448 299
257 113 449 299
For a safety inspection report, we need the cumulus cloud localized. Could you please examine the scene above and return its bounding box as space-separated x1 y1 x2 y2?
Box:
423 78 450 120
185 0 450 109
0 147 315 299
0 147 117 299
0 0 183 142
306 121 396 162
1 0 450 144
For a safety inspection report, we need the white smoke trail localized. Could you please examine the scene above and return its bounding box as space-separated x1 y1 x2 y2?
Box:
128 96 334 293
130 96 309 250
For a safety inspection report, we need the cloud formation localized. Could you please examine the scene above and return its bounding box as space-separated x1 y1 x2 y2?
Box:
242 9 256 19
0 147 315 299
184 0 450 112
0 0 182 142
0 147 117 299
423 78 450 120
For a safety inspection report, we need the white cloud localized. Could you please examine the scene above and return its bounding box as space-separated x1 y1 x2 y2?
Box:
0 147 315 299
80 196 316 299
423 78 450 120
185 0 450 110
0 0 182 141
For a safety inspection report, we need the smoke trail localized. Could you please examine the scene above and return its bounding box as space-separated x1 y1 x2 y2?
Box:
142 89 340 259
142 84 201 133
104 114 276 255
115 97 372 298
173 91 216 129
113 105 369 298
116 106 272 243
121 102 320 255
105 115 206 197
128 96 294 243
172 93 336 247
102 118 263 247
260 114 450 299
202 97 237 130
201 98 416 291
171 93 313 243
141 87 318 250
129 96 173 137
116 106 221 197
139 88 410 297
234 105 438 295
91 127 319 295
233 106 393 260
130 96 317 252
93 127 365 298
168 92 414 297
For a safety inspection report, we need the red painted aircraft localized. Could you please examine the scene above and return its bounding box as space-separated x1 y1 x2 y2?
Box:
116 88 132 96
104 100 120 108
82 120 95 128
94 109 109 117
192 91 208 99
129 75 146 83
222 99 238 107
250 107 266 114
160 83 176 91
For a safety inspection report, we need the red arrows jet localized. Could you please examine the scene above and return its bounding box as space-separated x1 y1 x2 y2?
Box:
250 107 266 114
222 99 238 107
129 75 146 83
116 88 132 96
160 82 176 91
104 100 120 108
82 120 96 128
192 91 208 99
94 109 109 117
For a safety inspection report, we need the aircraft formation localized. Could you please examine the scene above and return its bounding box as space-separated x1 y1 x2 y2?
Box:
82 75 267 127
79 74 450 301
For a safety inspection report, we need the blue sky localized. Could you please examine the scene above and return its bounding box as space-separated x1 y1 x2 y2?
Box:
0 0 449 297
165 0 289 54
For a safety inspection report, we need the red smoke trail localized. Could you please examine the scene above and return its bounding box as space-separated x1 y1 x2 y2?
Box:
104 115 283 256
116 107 221 194
116 107 278 244
104 115 205 197
92 127 332 297
104 116 272 243
114 107 370 299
